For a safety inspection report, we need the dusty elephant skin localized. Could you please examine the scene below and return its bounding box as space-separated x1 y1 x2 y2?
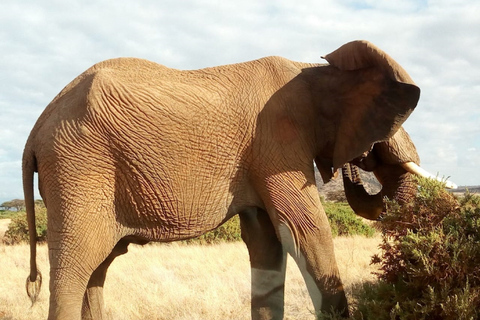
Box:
23 40 420 320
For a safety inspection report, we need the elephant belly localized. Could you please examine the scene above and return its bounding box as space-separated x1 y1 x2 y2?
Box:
115 176 243 242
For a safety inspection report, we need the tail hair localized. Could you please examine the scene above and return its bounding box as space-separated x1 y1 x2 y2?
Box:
26 271 42 306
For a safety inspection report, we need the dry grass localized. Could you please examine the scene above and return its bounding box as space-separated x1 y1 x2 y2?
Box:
0 219 10 241
0 236 380 320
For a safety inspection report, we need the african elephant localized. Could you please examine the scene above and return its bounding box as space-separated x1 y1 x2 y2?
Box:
342 126 456 220
23 40 420 319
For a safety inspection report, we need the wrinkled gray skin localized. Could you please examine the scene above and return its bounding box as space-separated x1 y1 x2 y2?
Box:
343 126 420 220
23 41 420 319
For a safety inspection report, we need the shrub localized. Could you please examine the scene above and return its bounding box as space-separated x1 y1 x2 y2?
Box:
0 210 22 219
183 215 242 244
353 177 480 320
323 201 376 238
4 205 47 245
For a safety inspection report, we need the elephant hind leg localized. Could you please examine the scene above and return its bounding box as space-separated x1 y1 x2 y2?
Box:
239 208 287 320
81 239 131 320
48 232 118 319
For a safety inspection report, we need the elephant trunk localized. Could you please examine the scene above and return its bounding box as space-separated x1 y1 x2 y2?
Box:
341 126 458 220
342 163 383 220
375 166 418 205
342 163 418 220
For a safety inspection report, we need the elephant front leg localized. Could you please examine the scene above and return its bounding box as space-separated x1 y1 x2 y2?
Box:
278 220 349 317
260 173 349 318
239 208 287 320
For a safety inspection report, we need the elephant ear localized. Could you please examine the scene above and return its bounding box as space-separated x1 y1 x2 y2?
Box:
323 40 421 169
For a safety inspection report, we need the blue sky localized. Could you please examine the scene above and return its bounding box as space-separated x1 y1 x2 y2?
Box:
0 0 479 203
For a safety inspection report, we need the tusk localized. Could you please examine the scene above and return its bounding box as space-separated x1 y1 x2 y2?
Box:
401 162 458 189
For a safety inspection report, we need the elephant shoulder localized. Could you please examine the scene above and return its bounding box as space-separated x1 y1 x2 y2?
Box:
239 56 312 86
257 56 306 74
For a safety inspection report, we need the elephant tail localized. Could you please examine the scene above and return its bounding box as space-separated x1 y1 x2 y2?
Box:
22 146 42 305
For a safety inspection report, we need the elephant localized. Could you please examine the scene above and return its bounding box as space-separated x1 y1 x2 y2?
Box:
23 40 421 319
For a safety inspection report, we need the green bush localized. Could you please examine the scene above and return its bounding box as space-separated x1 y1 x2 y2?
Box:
4 205 48 245
184 215 242 244
353 177 480 320
323 201 376 238
0 210 24 219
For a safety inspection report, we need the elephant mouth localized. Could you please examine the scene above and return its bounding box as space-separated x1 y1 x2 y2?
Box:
342 161 457 220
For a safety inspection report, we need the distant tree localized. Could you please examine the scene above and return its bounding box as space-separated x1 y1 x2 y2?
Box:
1 199 26 211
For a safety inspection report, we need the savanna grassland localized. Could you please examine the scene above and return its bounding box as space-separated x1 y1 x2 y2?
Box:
3 178 479 319
0 233 381 320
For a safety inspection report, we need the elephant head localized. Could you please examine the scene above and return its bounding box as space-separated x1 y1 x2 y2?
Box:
314 40 420 189
314 40 420 181
319 41 455 220
342 127 457 220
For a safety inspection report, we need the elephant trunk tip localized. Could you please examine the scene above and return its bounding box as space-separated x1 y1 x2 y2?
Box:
26 270 42 306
